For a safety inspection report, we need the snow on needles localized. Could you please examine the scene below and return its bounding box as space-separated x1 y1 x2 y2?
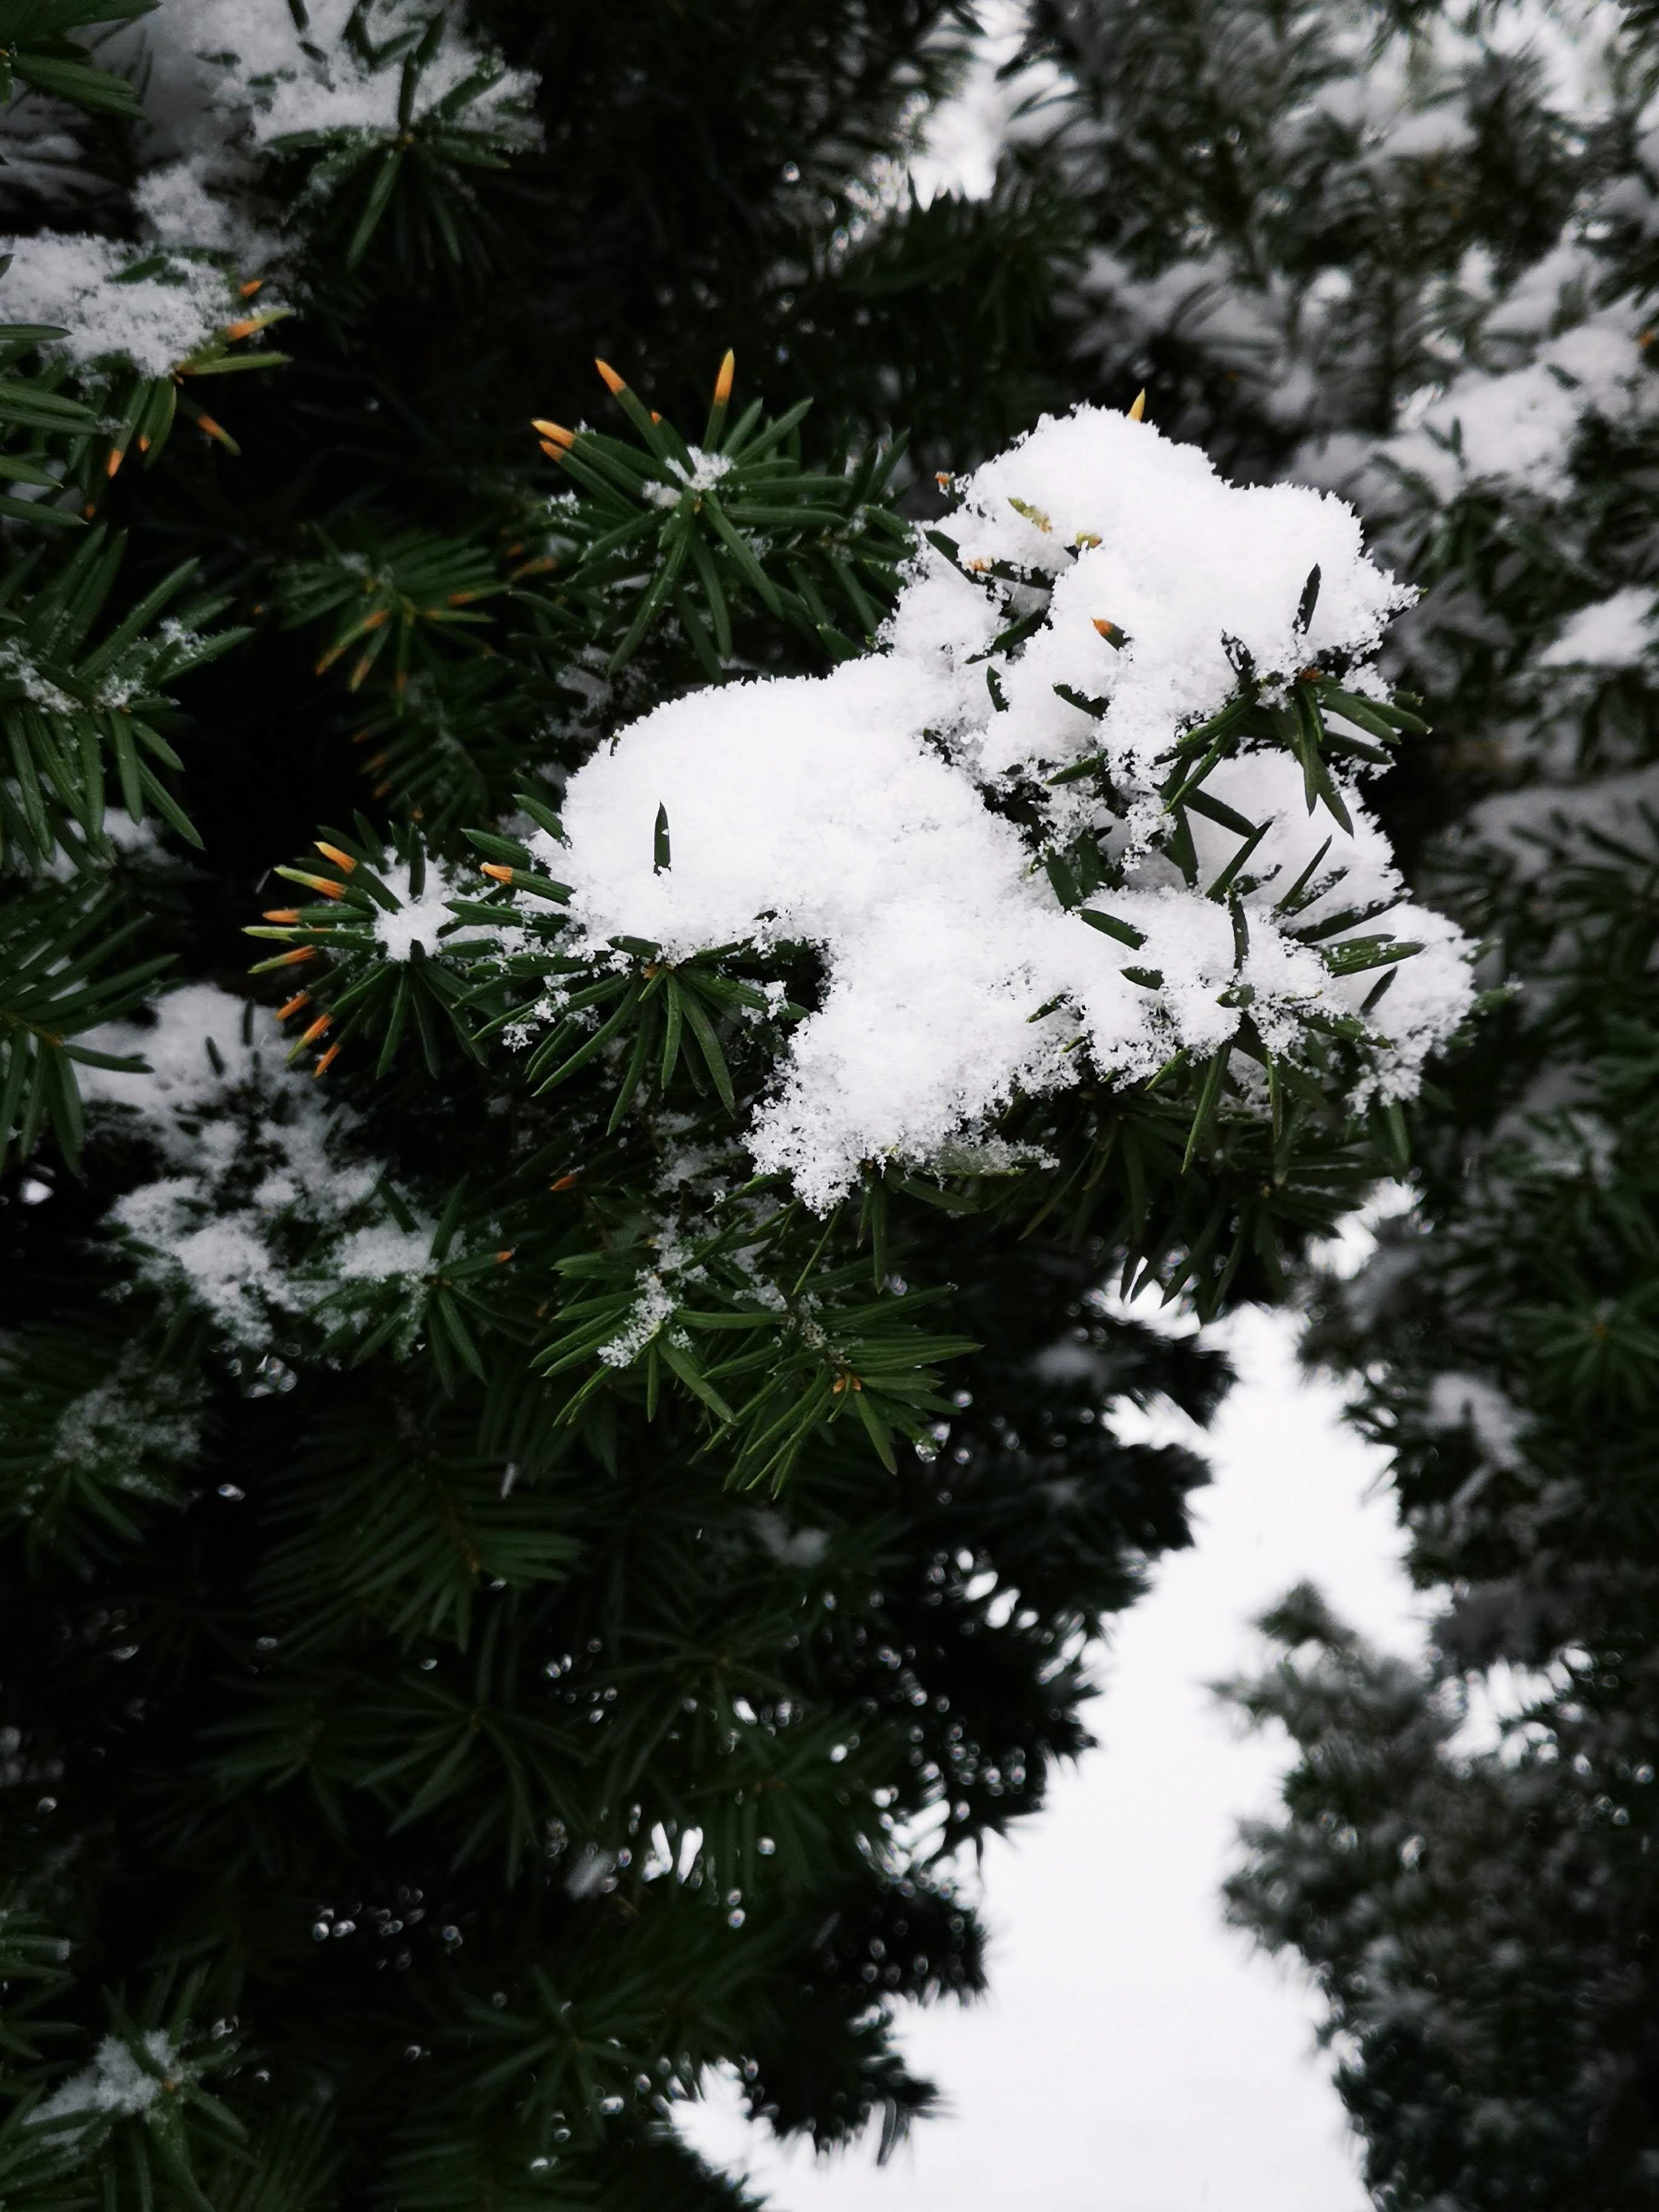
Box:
77 982 432 1347
0 234 235 378
35 2033 183 2132
132 0 540 179
371 858 465 960
15 2 546 285
540 405 1474 1208
1537 585 1658 668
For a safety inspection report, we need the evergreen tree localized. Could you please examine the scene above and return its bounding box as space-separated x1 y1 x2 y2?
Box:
0 2 1470 2205
1001 0 1659 2194
1222 1587 1658 2209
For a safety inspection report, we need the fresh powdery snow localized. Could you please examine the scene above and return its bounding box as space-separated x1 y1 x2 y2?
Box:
131 0 540 169
1537 585 1658 668
133 158 280 264
1307 308 1649 506
14 0 546 286
534 405 1474 1208
78 982 431 1347
0 233 233 377
34 2033 182 2131
645 446 734 508
370 859 466 961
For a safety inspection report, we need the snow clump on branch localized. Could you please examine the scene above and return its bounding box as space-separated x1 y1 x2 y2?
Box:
133 0 541 156
77 983 435 1347
124 0 540 261
537 405 1475 1208
0 233 239 378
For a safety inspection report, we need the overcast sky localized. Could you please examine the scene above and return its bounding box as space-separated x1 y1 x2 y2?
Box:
679 1301 1426 2210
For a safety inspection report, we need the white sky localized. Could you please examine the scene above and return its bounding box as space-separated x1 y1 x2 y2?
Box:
679 1302 1428 2209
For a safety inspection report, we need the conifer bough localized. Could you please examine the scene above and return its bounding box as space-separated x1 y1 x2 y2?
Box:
0 5 1483 2204
230 368 1471 1492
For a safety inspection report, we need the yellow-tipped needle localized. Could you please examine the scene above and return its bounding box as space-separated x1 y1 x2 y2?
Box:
714 349 735 407
1127 389 1147 421
594 358 626 396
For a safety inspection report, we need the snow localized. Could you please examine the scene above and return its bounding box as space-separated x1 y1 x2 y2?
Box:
1536 586 1658 668
753 1512 833 1569
0 640 76 715
646 447 734 508
35 2033 181 2131
598 1274 681 1367
75 982 263 1154
372 859 464 961
49 1366 201 1483
522 406 1473 1207
1340 310 1648 504
115 1192 287 1338
133 159 280 265
0 233 233 378
1076 249 1285 390
76 984 430 1347
333 1220 435 1280
1374 104 1475 161
948 406 1409 772
563 1846 617 1900
910 0 1065 206
131 0 540 166
1424 1372 1524 1470
0 0 548 297
1462 763 1659 878
1478 238 1599 354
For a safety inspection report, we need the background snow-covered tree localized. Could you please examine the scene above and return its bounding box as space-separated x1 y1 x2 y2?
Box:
1222 1584 1659 2210
963 0 1659 2194
0 2 1477 2207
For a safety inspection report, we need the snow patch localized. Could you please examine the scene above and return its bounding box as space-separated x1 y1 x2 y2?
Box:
35 2033 182 2131
372 859 463 962
0 234 232 377
541 405 1473 1207
78 984 428 1347
1537 587 1657 668
1424 1372 1524 1470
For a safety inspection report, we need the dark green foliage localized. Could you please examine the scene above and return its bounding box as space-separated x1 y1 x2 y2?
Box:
0 4 1304 2205
0 0 152 119
0 878 166 1167
0 0 1526 2200
1224 1590 1659 2210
